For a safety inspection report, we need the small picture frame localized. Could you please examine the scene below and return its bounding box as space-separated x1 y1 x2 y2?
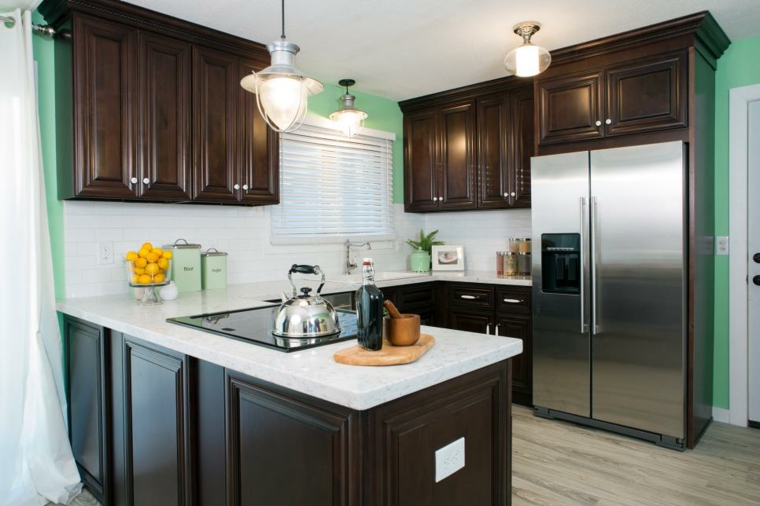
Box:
432 245 465 271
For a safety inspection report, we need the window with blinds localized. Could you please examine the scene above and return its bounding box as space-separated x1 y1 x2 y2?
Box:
271 123 394 244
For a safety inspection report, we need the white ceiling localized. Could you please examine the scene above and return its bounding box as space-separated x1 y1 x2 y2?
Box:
127 0 760 101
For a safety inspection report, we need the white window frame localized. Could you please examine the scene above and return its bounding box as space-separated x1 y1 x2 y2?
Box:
268 115 396 246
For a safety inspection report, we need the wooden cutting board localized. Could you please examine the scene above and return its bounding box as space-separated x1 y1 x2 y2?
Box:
334 334 435 366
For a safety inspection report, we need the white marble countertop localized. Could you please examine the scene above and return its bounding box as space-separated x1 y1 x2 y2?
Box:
56 275 524 411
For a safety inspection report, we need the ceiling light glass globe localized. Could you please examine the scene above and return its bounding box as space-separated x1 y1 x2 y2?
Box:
257 75 308 132
505 42 551 77
330 109 368 138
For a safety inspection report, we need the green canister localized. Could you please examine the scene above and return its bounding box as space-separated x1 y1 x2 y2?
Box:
201 248 228 290
165 239 202 293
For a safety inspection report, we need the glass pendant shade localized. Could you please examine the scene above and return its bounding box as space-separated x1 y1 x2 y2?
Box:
241 40 323 133
329 89 368 138
504 22 551 78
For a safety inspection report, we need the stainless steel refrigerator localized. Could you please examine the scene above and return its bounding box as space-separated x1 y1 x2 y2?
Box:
531 141 687 450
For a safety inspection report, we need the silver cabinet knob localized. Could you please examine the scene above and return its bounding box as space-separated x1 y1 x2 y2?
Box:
605 118 612 125
234 184 240 190
130 177 138 184
595 120 602 127
242 184 249 191
511 192 516 197
142 178 150 185
503 192 508 198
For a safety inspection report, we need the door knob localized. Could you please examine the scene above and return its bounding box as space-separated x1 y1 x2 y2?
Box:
242 184 249 191
142 178 150 185
595 120 602 127
605 119 612 125
754 253 760 264
754 275 760 286
130 177 137 184
234 184 240 190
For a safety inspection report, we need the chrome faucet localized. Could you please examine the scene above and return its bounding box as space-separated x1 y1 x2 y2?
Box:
345 240 372 274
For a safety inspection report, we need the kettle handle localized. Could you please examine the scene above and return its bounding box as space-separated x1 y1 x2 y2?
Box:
287 264 326 297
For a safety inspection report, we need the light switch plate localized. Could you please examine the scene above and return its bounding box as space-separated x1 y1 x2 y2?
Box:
435 437 465 483
716 236 729 256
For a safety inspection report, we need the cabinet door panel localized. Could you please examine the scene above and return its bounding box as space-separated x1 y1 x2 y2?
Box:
73 15 137 198
509 86 534 208
404 110 439 211
239 58 279 205
537 71 604 145
123 339 191 506
446 308 492 335
495 315 532 406
439 100 477 210
193 46 239 202
66 319 109 503
137 31 192 200
477 95 509 209
226 371 355 506
605 51 688 137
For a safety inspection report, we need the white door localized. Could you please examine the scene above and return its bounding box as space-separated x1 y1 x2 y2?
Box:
749 99 760 425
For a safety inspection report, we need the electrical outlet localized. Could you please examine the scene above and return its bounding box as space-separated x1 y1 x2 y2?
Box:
435 437 465 483
98 241 114 265
716 236 729 256
395 239 403 252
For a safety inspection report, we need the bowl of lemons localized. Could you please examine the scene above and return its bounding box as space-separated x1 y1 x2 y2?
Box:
125 242 173 305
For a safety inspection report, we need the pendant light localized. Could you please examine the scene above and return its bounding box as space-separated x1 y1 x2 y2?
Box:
504 22 551 78
240 0 323 133
329 79 369 138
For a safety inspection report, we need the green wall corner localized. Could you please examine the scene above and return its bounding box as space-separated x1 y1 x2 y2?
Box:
713 35 760 409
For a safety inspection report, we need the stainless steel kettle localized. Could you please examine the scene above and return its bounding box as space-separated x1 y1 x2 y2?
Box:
272 265 341 338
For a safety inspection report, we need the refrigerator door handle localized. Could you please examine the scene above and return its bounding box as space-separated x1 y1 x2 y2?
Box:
580 197 588 334
591 196 601 334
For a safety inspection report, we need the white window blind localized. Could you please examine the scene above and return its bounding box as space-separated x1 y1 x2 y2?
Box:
271 123 394 244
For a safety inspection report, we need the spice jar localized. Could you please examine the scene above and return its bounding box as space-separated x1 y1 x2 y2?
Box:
496 252 505 275
508 238 520 253
518 251 532 275
519 238 532 253
504 252 518 276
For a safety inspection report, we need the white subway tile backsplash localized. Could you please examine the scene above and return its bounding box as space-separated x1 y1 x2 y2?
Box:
61 201 531 298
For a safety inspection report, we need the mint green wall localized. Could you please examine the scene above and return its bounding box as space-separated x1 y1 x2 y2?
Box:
307 84 404 203
713 35 760 409
33 11 66 300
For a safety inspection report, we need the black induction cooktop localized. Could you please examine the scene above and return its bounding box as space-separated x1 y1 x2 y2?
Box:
167 304 358 352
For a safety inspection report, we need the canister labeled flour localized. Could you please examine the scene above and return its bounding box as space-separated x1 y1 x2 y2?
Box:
164 239 201 293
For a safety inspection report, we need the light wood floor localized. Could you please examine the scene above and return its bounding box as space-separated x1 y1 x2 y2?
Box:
512 406 760 505
53 407 760 506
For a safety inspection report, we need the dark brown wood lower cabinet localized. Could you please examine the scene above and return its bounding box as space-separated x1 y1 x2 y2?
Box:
495 315 532 406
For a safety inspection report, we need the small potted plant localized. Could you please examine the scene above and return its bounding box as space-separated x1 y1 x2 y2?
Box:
406 229 444 273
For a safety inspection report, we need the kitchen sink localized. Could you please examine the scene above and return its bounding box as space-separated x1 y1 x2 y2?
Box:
330 271 429 284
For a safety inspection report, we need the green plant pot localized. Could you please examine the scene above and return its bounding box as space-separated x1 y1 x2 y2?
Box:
410 250 431 273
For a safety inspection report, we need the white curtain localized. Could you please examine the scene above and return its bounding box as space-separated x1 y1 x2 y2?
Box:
0 9 82 506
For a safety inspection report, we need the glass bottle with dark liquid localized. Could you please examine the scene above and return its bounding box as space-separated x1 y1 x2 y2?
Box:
356 258 384 350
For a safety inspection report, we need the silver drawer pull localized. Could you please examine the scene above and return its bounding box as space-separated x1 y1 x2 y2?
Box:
460 295 478 300
503 298 523 304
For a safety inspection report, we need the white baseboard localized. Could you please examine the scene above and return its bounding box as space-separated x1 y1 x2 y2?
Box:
712 407 730 424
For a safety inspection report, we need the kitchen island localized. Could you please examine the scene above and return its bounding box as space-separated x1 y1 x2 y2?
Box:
58 278 523 506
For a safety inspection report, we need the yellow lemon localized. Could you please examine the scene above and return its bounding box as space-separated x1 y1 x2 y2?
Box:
145 263 160 276
138 248 150 259
151 248 163 257
138 274 152 285
153 273 166 284
146 252 159 263
125 251 138 261
131 274 140 284
157 258 169 270
134 257 148 268
134 267 145 276
141 242 153 251
162 250 173 260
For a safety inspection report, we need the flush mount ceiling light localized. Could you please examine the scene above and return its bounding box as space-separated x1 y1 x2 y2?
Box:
504 22 551 78
240 0 323 133
329 79 369 138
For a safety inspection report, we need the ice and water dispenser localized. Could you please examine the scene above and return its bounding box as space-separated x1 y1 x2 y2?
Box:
541 234 581 294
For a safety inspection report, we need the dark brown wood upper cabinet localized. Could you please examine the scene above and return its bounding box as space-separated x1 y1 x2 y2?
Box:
42 0 279 206
537 51 688 147
438 100 477 210
403 87 533 212
404 109 439 212
72 15 137 199
192 46 239 203
238 58 280 205
604 51 688 137
537 71 604 146
137 31 192 201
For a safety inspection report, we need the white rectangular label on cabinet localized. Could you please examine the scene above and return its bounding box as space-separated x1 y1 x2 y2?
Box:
435 437 465 483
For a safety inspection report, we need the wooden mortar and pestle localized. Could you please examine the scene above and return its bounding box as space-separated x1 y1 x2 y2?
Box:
383 300 421 346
